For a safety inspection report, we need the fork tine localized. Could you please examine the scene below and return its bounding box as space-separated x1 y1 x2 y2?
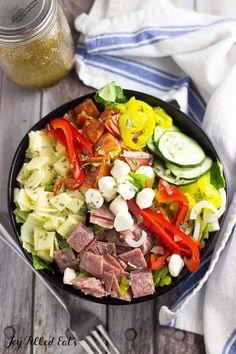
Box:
91 329 112 354
96 325 121 354
86 335 104 354
79 340 95 354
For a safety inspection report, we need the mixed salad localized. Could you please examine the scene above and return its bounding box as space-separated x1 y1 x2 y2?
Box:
13 82 226 301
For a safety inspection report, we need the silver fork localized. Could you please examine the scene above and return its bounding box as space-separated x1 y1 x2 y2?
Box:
0 214 120 354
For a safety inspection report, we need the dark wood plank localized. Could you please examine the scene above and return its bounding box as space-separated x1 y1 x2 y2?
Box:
33 2 106 353
0 73 41 353
108 301 155 354
154 286 205 353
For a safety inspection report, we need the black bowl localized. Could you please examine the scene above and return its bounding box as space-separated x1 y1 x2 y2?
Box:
8 90 227 305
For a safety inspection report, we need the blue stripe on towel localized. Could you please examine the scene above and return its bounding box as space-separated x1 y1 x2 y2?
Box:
222 328 236 354
85 18 236 54
76 44 205 121
86 27 200 52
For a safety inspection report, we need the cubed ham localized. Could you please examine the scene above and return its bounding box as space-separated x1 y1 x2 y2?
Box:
104 254 124 272
67 223 94 253
87 241 116 255
103 271 115 293
103 260 121 277
90 205 115 229
112 275 120 293
79 252 103 278
140 232 154 255
115 245 132 255
130 270 155 298
54 250 77 273
118 249 147 270
73 277 106 298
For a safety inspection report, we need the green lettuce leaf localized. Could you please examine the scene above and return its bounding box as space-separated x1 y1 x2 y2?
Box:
14 208 29 224
95 81 127 106
32 255 54 272
129 172 153 190
210 160 226 189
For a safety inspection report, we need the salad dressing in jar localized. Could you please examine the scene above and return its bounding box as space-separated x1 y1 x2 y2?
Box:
0 0 74 88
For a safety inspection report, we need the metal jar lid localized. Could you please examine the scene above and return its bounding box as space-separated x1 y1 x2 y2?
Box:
0 0 57 45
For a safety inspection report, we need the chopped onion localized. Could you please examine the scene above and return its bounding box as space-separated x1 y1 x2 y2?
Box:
151 246 164 255
204 188 227 223
122 150 152 159
125 230 147 247
209 220 220 232
193 215 201 240
174 235 182 242
180 222 193 235
190 200 218 220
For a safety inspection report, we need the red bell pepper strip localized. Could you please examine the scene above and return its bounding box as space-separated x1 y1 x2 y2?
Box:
69 123 93 154
128 199 200 272
149 251 170 270
143 208 200 272
127 199 191 258
51 118 84 188
156 179 189 227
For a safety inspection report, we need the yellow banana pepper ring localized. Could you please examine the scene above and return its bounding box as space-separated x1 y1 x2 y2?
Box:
118 97 156 150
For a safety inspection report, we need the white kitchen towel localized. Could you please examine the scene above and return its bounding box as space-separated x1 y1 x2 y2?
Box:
74 1 236 353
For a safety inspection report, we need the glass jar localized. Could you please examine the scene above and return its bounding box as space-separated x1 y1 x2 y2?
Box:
0 0 75 88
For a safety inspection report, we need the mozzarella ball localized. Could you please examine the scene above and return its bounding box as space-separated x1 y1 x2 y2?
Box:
63 267 76 285
109 195 128 216
136 188 155 209
114 211 134 232
111 160 130 179
85 188 104 209
136 166 155 180
117 180 137 200
168 254 185 277
98 176 117 202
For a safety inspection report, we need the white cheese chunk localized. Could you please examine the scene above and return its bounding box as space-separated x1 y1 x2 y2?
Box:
63 267 77 285
117 180 137 200
135 166 155 180
168 254 185 277
98 176 117 202
136 188 155 209
85 188 104 209
114 212 134 232
111 160 130 179
109 195 128 216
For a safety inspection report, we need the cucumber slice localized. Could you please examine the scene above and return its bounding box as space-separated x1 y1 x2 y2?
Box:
167 156 212 180
153 126 166 144
147 139 157 154
153 162 197 186
158 131 205 167
153 125 180 146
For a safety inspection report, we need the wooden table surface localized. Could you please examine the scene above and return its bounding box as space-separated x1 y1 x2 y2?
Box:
0 1 208 353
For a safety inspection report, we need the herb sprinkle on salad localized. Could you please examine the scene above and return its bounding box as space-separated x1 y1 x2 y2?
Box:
13 82 226 301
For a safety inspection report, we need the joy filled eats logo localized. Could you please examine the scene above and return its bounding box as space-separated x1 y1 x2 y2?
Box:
5 335 78 351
